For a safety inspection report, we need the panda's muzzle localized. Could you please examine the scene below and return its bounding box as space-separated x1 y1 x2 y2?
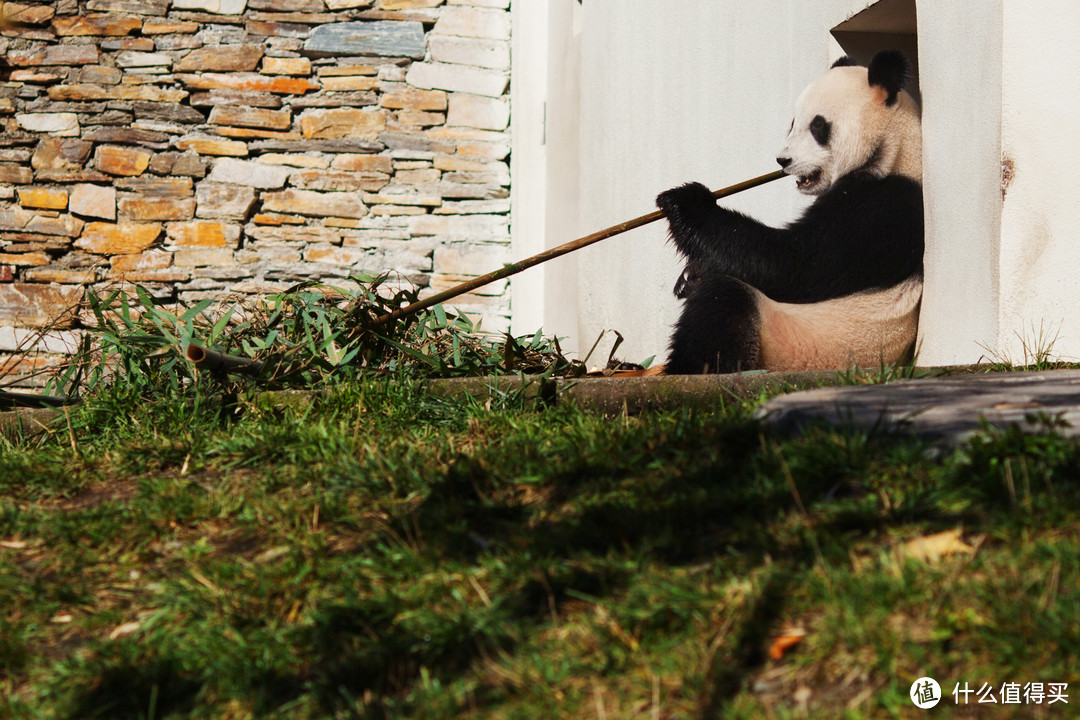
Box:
777 156 822 191
795 168 822 191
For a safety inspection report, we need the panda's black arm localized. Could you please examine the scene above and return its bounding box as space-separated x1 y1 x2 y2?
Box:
657 176 924 302
657 181 797 289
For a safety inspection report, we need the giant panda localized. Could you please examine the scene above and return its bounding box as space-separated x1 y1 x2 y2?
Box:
656 50 924 374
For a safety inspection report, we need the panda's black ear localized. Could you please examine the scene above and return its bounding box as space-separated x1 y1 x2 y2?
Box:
867 50 911 106
831 56 858 69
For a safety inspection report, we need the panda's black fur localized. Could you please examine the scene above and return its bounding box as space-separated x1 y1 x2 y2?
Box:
657 51 924 375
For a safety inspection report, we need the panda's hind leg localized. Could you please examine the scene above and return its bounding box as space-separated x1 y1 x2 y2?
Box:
666 276 761 374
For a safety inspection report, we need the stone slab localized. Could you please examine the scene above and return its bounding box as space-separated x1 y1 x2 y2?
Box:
303 20 425 59
757 369 1080 445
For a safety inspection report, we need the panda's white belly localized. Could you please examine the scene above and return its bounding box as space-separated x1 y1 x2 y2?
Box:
756 275 922 372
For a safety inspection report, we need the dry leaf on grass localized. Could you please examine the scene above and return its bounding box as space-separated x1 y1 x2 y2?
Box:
898 528 974 563
768 626 807 660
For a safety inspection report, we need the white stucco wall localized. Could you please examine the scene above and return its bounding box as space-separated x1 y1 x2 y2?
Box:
998 1 1080 363
512 1 1080 368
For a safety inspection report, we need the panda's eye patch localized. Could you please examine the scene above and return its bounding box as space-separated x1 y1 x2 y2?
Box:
810 115 831 146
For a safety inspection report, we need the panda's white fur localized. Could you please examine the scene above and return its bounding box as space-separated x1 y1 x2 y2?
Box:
657 51 924 374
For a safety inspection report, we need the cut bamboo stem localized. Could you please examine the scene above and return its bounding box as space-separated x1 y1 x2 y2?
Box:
372 169 786 327
185 343 264 375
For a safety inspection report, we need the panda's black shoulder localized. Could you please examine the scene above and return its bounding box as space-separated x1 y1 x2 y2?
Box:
811 172 923 217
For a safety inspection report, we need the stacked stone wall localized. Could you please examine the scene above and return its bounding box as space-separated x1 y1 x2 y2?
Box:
0 0 511 383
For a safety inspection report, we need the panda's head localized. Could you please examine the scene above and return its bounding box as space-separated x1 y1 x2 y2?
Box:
776 50 922 195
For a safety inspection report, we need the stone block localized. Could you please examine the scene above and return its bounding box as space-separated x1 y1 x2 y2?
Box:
0 165 32 184
190 89 283 108
214 127 303 141
290 169 389 192
115 51 173 68
176 135 249 156
10 69 63 84
141 18 200 34
166 221 241 248
172 0 249 13
432 6 510 40
118 196 197 221
304 21 425 59
3 2 56 24
24 267 100 284
8 45 99 67
51 13 142 36
207 158 292 188
394 109 446 126
432 241 508 275
75 222 162 255
0 283 83 328
149 151 209 177
69 184 117 220
15 113 79 136
258 153 330 168
261 57 311 75
412 214 507 240
82 127 171 148
17 187 68 210
395 168 441 184
316 64 377 77
379 0 442 7
132 101 206 125
101 37 155 52
303 244 368 266
381 89 448 111
261 189 368 218
250 0 325 10
434 198 510 215
0 251 50 266
173 247 235 266
110 249 172 272
86 0 168 14
48 83 188 103
289 91 376 109
95 146 151 176
175 73 318 95
405 62 508 98
208 105 292 130
331 154 394 173
429 35 509 70
369 205 426 216
446 92 508 130
175 45 264 72
25 214 84 238
195 182 257 219
448 0 508 7
73 65 122 84
115 178 194 197
319 76 379 92
299 107 386 140
364 191 441 207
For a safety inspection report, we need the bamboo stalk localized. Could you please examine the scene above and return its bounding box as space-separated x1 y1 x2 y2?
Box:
185 343 264 375
372 169 786 327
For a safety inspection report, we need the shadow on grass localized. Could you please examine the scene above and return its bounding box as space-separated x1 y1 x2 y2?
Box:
53 418 1080 718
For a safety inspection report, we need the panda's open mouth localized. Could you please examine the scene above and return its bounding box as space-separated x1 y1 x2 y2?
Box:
796 169 822 191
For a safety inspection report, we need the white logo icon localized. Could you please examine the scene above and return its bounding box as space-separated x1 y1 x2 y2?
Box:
911 677 942 709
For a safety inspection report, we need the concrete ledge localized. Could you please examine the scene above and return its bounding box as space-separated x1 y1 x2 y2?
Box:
0 407 61 439
425 366 993 415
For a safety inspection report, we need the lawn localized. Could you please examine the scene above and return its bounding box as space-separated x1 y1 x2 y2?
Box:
2 376 1079 719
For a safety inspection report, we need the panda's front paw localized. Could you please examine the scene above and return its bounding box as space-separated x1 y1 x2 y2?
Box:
656 182 716 216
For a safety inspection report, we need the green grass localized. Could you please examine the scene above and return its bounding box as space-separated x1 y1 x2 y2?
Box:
2 381 1080 719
